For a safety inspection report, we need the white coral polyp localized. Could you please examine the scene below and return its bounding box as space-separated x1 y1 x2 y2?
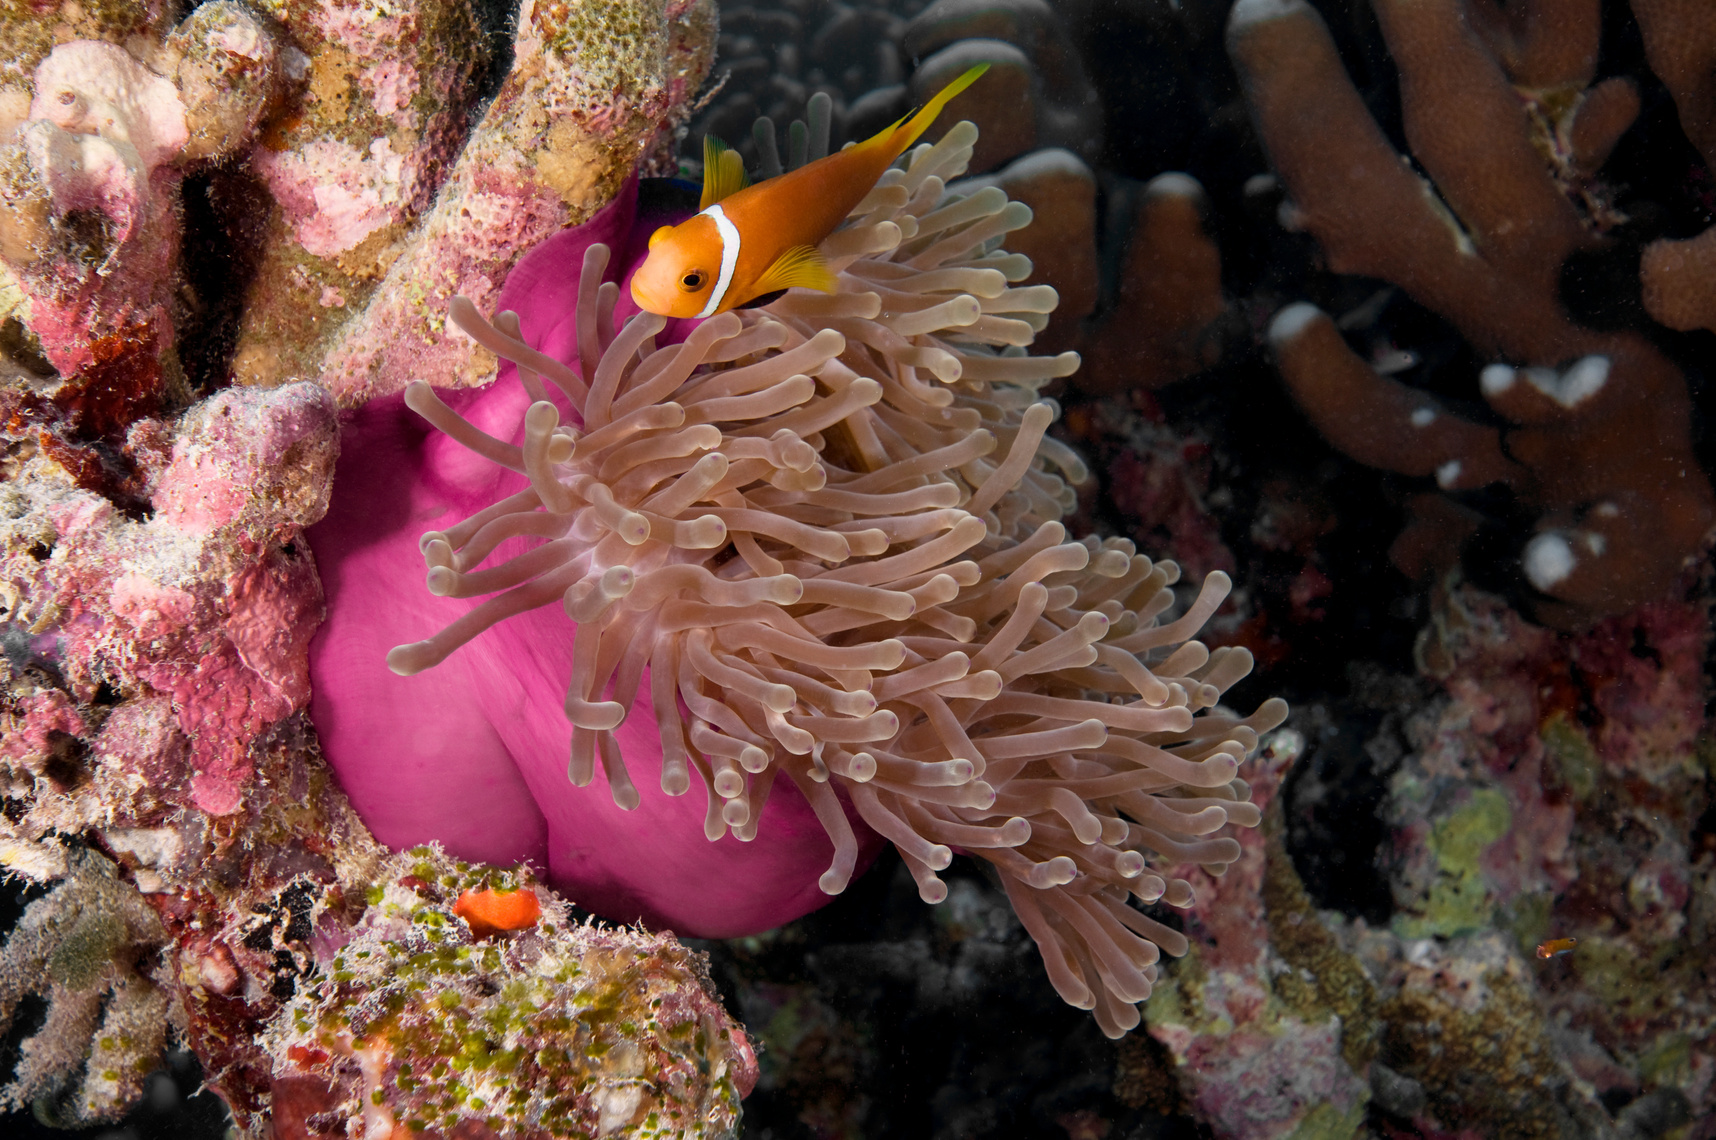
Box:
391 121 1287 1038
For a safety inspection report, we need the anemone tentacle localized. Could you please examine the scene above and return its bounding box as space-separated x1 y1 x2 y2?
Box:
392 121 1286 1038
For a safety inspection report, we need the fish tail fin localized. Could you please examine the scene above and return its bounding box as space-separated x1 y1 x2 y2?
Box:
867 62 990 165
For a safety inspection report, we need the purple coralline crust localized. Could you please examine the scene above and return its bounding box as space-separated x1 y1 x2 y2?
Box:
1183 1020 1359 1137
1392 583 1716 1123
1145 736 1370 1140
310 160 571 404
307 180 885 939
227 0 493 388
255 0 719 402
4 382 336 816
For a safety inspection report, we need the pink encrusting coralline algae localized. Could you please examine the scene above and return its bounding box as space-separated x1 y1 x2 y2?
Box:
313 118 1288 1040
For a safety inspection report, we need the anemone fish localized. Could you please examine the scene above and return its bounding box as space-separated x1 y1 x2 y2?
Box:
629 63 990 319
452 886 542 939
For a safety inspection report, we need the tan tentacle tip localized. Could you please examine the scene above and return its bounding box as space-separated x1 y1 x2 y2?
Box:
425 566 457 597
1254 697 1291 732
446 295 487 336
422 537 454 569
386 643 437 676
403 379 436 413
565 699 625 730
1028 856 1078 888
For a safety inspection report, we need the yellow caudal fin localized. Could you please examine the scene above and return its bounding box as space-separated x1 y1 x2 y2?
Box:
866 62 990 164
751 245 838 296
701 137 751 210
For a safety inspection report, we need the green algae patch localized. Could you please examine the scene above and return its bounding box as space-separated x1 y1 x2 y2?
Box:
1287 1099 1367 1140
1395 787 1511 939
262 845 750 1139
1540 712 1600 800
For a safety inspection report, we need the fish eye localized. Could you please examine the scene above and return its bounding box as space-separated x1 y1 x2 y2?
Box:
679 270 707 292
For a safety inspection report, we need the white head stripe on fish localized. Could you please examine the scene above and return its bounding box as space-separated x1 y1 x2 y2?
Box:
698 204 741 319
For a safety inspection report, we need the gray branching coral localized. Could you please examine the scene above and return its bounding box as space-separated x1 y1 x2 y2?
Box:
392 121 1287 1038
0 848 169 1125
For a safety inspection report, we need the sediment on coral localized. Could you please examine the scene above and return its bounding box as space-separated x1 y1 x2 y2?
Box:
390 120 1285 1039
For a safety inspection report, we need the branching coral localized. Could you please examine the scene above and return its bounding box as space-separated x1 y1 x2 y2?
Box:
0 847 169 1126
1634 0 1716 336
290 0 719 403
1227 0 1715 625
387 122 1285 1038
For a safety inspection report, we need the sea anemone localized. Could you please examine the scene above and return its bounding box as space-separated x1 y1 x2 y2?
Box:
374 120 1285 1037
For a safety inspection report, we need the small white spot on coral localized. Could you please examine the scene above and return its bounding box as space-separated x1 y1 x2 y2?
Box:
1479 363 1515 396
1143 172 1204 201
211 21 268 60
282 47 311 82
1557 354 1609 407
1594 501 1620 518
1524 532 1577 591
1523 366 1560 398
1229 0 1309 30
1581 530 1607 556
1435 459 1461 488
1410 407 1436 428
1243 172 1277 198
1267 302 1321 346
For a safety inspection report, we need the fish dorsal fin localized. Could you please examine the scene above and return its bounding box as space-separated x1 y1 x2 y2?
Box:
701 137 751 210
751 244 839 297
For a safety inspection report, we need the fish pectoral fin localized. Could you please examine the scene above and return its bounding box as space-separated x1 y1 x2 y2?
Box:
752 245 839 295
700 137 751 209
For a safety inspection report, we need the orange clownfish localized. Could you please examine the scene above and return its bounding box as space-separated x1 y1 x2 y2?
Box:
630 63 990 319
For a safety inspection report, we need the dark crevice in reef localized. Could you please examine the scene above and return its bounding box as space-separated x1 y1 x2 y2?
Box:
1277 669 1422 926
693 850 1206 1140
176 167 272 396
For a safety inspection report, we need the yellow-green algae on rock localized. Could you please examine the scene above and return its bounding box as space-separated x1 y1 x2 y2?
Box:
264 844 754 1139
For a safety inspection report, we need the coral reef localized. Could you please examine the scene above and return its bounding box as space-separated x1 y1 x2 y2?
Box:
1634 0 1716 336
1142 729 1379 1140
3 0 1714 1134
309 0 719 405
0 848 168 1125
0 0 290 509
